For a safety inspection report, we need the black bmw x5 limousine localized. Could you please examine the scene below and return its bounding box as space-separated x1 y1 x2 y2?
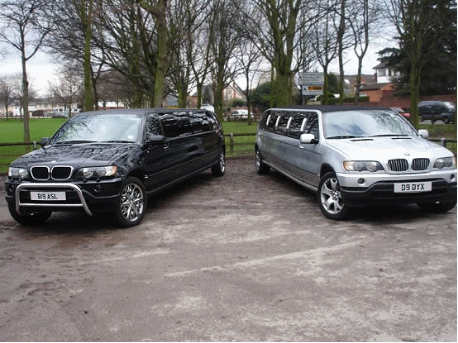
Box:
5 109 226 227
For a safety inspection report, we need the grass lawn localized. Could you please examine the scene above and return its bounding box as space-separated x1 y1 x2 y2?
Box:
0 118 455 173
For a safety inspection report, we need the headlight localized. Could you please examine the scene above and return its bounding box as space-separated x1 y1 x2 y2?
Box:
80 166 117 179
343 161 384 172
8 167 28 179
434 157 456 169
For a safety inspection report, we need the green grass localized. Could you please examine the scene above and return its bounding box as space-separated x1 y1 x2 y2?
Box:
222 121 257 157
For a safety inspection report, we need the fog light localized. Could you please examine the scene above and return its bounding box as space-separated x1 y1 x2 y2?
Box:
94 185 102 193
358 178 365 184
451 174 456 181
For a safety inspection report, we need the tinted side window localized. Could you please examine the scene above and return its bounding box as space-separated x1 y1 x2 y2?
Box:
160 113 191 138
287 113 306 139
145 113 163 141
259 111 270 130
266 112 280 132
189 111 210 133
276 112 291 134
206 111 220 130
304 112 319 138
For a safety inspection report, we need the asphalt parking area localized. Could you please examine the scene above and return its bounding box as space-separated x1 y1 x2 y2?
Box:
0 158 456 341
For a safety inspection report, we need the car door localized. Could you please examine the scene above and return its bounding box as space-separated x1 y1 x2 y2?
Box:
142 113 180 190
298 112 322 188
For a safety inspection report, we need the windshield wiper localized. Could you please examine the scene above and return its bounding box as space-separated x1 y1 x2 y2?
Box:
371 134 409 137
103 140 134 143
327 135 360 139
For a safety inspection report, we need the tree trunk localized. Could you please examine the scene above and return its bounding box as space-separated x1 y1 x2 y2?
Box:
153 0 168 108
21 49 30 144
354 56 363 105
82 0 93 111
338 0 345 104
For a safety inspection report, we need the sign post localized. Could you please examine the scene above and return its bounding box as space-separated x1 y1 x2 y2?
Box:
297 73 324 100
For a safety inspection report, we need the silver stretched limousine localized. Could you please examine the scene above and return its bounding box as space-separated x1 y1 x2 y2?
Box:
255 105 457 220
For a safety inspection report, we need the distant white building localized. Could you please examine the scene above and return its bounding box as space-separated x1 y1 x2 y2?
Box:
374 62 400 84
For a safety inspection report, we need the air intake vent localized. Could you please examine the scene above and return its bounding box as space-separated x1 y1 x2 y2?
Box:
412 158 430 171
31 166 49 180
51 166 73 180
388 159 409 172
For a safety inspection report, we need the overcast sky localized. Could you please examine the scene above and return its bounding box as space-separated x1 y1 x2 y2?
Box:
0 34 394 97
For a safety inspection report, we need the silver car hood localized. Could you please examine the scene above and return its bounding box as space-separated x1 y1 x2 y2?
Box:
325 136 451 160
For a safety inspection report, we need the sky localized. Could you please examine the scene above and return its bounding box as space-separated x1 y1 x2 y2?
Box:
0 35 394 97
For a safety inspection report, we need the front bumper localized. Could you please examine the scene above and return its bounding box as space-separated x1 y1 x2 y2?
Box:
337 170 457 207
5 178 123 216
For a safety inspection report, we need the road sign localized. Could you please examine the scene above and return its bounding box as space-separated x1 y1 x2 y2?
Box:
301 85 323 96
297 72 324 86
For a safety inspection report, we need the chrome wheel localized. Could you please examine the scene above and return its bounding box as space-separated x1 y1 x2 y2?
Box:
120 183 144 222
211 151 226 176
318 172 349 220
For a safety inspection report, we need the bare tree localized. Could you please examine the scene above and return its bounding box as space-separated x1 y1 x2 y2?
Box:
0 74 19 119
48 66 83 117
0 0 53 142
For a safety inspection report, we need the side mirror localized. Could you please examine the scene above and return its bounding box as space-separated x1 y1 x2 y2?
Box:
418 129 429 139
300 133 318 145
145 135 165 146
40 137 50 146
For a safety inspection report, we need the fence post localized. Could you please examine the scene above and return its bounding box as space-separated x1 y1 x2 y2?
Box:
230 133 234 154
33 141 37 149
441 137 446 147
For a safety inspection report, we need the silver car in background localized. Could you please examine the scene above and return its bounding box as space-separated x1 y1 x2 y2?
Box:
255 106 457 220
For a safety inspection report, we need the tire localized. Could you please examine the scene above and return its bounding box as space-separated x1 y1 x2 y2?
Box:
255 149 270 174
8 203 51 226
211 150 226 176
115 177 147 227
317 172 350 220
417 199 456 213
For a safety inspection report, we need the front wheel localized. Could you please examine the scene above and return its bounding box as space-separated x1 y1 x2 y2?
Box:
417 200 456 213
115 177 147 227
211 150 226 176
317 172 350 220
8 203 51 226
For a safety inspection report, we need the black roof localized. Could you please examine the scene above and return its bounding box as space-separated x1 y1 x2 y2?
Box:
272 105 391 113
75 108 208 116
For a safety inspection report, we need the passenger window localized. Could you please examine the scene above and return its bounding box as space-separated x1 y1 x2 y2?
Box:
206 111 220 131
266 113 279 132
259 111 270 129
160 113 191 138
276 113 290 134
304 113 319 138
189 111 210 133
145 114 163 141
287 113 306 139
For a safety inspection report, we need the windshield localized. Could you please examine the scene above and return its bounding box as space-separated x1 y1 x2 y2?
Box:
51 114 143 144
323 110 418 139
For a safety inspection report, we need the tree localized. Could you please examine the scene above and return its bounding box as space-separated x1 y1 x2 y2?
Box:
383 0 456 128
0 0 53 142
0 74 18 119
48 66 83 117
251 81 273 112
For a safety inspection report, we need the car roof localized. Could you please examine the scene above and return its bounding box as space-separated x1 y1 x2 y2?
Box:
270 105 392 113
75 108 208 116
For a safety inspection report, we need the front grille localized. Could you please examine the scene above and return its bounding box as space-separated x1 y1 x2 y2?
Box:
388 159 408 172
412 158 430 171
31 166 49 180
30 166 73 180
51 166 73 180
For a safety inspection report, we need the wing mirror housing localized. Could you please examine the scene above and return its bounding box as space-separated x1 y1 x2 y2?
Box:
300 133 318 145
40 137 50 147
145 135 165 146
418 129 429 139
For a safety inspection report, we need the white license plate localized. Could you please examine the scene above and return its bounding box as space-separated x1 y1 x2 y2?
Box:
30 191 66 201
394 182 432 193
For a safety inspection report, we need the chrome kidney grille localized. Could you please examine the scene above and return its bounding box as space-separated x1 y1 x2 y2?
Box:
31 166 73 180
388 158 430 172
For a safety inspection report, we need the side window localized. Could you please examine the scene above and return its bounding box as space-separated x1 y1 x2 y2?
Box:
259 111 270 130
161 113 191 138
145 113 163 141
287 113 306 139
303 112 319 138
276 112 290 134
189 111 210 133
206 111 220 130
266 112 279 132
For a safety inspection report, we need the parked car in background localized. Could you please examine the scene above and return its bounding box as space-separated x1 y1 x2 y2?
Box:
418 101 455 124
390 107 411 119
229 109 249 121
255 106 456 220
5 108 226 227
50 111 68 118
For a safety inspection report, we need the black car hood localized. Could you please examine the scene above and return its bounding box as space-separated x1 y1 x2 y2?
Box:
12 143 139 168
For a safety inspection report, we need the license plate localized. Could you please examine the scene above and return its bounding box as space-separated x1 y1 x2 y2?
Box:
394 182 432 193
30 191 66 201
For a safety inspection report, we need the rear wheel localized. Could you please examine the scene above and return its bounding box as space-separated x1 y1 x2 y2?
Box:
255 149 270 174
317 172 350 220
115 177 147 227
211 150 226 176
417 200 456 213
8 204 51 226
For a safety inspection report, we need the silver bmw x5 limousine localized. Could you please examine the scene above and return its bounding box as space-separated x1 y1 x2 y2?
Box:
255 105 457 220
